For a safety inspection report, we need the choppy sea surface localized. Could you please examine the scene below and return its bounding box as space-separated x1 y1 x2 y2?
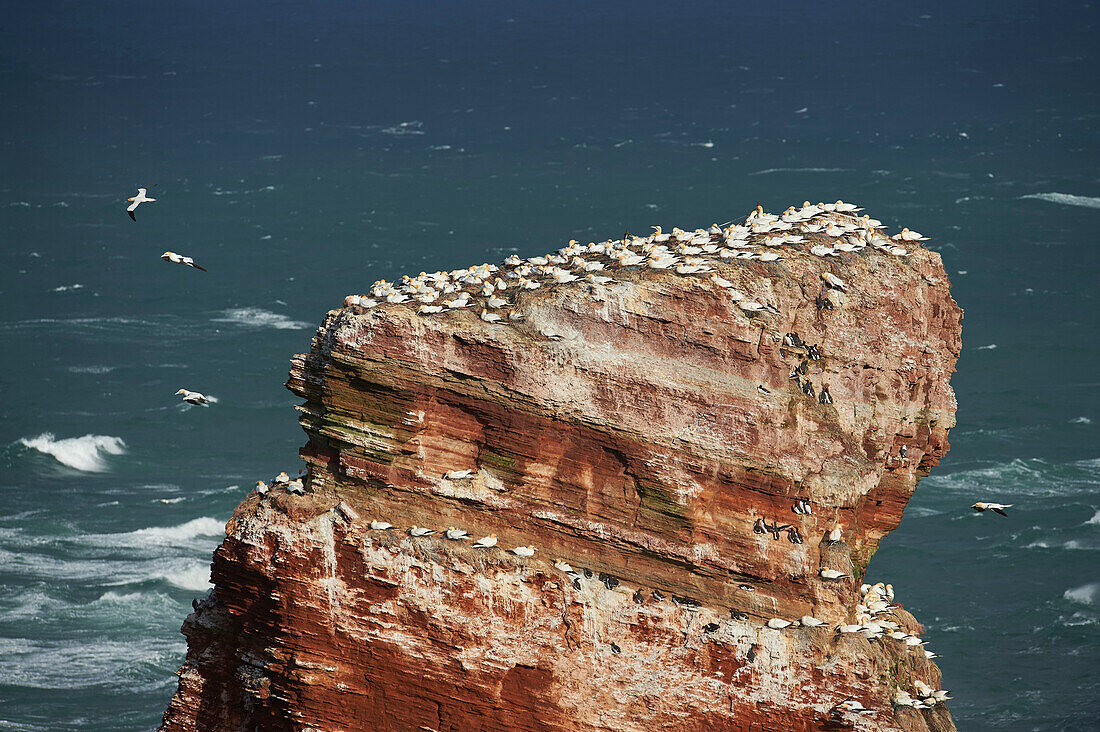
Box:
1 2 1097 729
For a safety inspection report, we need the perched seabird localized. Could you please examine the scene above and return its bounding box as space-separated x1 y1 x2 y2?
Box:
609 642 621 654
480 309 502 323
255 480 269 496
409 526 436 537
783 332 803 347
821 272 846 291
738 583 755 592
444 469 473 480
820 568 850 581
161 251 208 272
285 478 304 494
510 545 536 557
971 501 1013 516
767 618 792 629
819 385 833 404
554 559 574 573
369 520 393 530
175 388 209 406
895 227 929 241
444 527 469 540
801 616 825 627
899 445 908 459
126 186 156 221
633 588 645 604
703 622 720 633
471 534 498 549
757 385 771 395
539 327 565 341
729 610 748 621
828 526 843 543
787 527 804 544
753 518 766 535
272 472 290 485
806 344 822 361
652 589 666 601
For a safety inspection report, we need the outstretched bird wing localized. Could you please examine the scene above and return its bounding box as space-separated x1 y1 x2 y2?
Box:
128 209 137 221
191 263 208 272
992 507 1008 516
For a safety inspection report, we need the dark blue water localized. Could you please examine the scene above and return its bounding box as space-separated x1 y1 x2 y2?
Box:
1 2 1097 729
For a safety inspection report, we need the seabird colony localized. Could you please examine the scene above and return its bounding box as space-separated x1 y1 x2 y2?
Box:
254 201 949 715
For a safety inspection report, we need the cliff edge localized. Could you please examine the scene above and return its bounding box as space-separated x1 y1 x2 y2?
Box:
161 203 961 731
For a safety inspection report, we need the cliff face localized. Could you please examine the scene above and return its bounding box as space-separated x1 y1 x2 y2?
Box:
161 205 961 731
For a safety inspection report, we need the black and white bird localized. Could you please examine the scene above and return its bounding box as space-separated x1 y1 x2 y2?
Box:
972 501 1013 516
819 386 833 405
161 251 207 271
126 186 156 221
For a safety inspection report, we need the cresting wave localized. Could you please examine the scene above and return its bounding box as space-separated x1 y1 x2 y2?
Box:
748 167 853 176
211 307 310 330
17 433 126 472
1019 192 1100 209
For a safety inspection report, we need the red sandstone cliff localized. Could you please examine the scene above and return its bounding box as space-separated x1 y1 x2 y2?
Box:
161 205 961 731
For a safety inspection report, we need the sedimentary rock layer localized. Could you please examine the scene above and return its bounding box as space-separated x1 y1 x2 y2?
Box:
161 207 961 731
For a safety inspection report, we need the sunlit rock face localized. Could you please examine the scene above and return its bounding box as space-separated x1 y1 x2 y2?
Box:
161 206 961 732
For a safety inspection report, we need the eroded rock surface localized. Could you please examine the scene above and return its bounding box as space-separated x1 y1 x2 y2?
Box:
161 205 961 731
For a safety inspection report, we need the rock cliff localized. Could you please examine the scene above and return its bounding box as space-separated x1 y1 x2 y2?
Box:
161 203 962 731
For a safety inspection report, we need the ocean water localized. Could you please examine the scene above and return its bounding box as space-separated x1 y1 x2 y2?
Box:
1 1 1097 729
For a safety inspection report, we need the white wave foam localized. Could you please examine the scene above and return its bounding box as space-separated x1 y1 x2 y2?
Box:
1064 583 1100 606
1070 416 1092 425
67 363 114 374
162 563 212 590
381 120 425 135
123 516 224 545
211 307 309 330
748 167 852 176
976 343 998 350
1087 509 1100 526
18 433 126 472
51 283 83 292
1019 192 1100 209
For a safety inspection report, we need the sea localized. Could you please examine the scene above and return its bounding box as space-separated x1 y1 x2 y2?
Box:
0 1 1096 729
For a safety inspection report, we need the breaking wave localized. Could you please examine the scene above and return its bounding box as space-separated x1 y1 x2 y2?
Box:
1064 583 1100 606
211 307 309 330
18 433 126 472
1019 192 1100 209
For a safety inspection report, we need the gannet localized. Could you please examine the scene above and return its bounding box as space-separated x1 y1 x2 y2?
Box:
175 388 209 405
471 534 498 548
767 618 792 629
480 309 502 323
820 568 850 580
444 469 473 480
554 560 574 573
272 472 290 485
418 305 444 315
837 624 862 634
369 520 393 530
510 545 536 557
126 186 156 221
801 616 825 627
286 478 305 494
444 527 468 540
895 228 928 241
971 501 1013 516
821 272 845 291
539 327 564 341
161 251 208 272
409 526 435 537
255 480 269 495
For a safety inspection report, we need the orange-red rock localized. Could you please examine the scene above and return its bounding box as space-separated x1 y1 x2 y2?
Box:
161 211 961 731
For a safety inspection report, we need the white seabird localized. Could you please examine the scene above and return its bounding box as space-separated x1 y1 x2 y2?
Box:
820 568 850 580
895 228 928 241
444 469 473 480
126 186 156 221
255 480 269 496
408 526 436 537
369 520 393 530
444 527 468 540
821 272 845 291
766 618 792 629
972 501 1013 516
161 251 208 272
554 559 574 573
471 535 498 549
285 478 304 494
510 545 536 557
175 388 209 406
800 616 825 627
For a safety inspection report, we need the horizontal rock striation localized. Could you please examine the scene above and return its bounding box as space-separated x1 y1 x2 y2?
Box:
162 203 961 731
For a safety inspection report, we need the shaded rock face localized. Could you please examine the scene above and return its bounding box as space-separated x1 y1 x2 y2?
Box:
161 209 961 731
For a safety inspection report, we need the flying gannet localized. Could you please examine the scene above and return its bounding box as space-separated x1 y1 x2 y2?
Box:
971 501 1013 516
161 251 208 271
175 388 209 405
126 186 156 221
